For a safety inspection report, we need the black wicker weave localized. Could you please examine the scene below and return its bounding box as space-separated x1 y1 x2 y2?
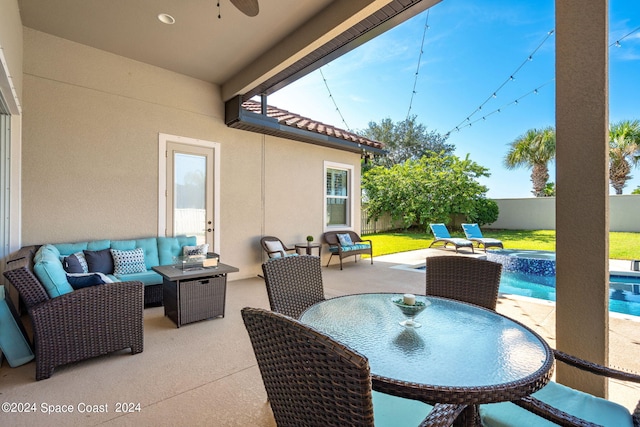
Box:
241 307 466 427
425 256 502 311
509 349 640 427
144 283 163 306
3 267 144 380
261 255 325 319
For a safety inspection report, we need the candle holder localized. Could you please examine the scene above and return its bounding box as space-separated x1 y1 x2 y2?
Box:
391 296 430 328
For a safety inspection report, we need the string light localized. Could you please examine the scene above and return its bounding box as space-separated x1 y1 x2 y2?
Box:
319 68 351 132
406 10 430 121
609 25 640 48
445 79 555 137
446 29 555 135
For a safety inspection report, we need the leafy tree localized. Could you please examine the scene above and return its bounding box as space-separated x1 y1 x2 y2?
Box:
362 153 491 231
632 186 640 195
609 119 640 195
543 182 556 197
466 198 499 226
359 115 453 168
504 127 556 197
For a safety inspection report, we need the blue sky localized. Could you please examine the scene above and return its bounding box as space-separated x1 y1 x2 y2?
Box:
269 0 640 199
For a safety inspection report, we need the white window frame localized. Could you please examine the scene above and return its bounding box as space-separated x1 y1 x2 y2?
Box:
323 161 354 231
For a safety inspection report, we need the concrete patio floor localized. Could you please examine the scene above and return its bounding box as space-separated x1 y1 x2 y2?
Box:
1 248 639 426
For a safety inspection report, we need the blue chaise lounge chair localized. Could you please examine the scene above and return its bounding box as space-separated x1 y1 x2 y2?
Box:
428 224 474 253
461 223 503 252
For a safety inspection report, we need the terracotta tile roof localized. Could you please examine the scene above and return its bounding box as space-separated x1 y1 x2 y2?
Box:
241 100 384 152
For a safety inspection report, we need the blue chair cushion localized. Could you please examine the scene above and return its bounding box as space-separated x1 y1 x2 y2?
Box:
372 390 434 426
115 270 163 286
157 236 197 265
480 381 633 427
329 243 372 253
430 223 452 238
33 244 74 298
462 223 483 238
0 290 35 367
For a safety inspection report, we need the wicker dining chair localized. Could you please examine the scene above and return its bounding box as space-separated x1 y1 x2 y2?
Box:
480 349 640 426
261 255 325 319
241 307 466 427
425 256 502 311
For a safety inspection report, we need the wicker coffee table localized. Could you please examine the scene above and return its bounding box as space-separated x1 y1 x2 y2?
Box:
153 263 239 328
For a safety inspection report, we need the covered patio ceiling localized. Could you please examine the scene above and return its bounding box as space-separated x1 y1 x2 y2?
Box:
18 0 441 102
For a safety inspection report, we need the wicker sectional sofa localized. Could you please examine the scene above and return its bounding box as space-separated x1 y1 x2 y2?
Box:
8 235 197 307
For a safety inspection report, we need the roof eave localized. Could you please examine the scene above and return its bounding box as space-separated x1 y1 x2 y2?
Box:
225 98 385 155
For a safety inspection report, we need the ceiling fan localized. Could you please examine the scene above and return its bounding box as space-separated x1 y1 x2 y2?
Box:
229 0 260 17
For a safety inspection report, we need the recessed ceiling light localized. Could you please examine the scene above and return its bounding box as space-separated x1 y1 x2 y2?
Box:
158 13 175 25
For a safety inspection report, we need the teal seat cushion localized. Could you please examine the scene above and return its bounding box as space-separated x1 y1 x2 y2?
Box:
135 238 160 268
0 292 35 367
33 244 74 297
115 270 162 286
330 243 372 253
372 390 434 426
87 239 111 251
110 239 137 251
53 241 89 256
157 236 197 265
480 381 633 427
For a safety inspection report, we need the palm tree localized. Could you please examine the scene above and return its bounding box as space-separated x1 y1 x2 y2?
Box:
609 119 640 195
504 127 556 197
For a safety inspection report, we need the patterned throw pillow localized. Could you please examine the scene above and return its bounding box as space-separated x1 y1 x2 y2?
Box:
110 248 147 275
63 252 89 273
183 243 209 256
337 233 354 246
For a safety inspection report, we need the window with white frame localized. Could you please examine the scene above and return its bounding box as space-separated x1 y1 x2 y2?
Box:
324 161 353 229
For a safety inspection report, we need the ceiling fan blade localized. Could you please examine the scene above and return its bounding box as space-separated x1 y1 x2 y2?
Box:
230 0 259 17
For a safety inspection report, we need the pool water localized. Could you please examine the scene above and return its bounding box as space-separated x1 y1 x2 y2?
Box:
500 272 640 317
418 266 640 317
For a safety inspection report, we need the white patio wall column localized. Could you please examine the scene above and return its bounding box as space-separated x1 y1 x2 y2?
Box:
555 0 609 397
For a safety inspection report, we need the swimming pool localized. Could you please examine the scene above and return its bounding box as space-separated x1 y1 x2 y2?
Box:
413 257 640 317
499 271 640 317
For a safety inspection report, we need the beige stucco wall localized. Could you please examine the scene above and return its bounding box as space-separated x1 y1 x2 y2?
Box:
490 195 640 232
21 28 361 279
0 0 22 105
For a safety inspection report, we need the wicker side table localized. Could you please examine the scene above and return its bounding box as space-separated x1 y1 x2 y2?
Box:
153 263 239 328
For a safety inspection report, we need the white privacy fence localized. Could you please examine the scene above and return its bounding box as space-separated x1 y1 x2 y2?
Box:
489 195 640 232
361 195 640 234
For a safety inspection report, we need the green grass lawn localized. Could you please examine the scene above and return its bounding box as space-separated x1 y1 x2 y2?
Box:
363 229 640 260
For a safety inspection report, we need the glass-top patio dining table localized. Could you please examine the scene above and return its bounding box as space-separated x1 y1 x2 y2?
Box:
300 293 555 427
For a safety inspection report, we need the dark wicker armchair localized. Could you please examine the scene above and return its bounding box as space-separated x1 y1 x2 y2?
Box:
242 307 466 427
481 349 640 426
425 256 502 311
260 236 297 259
3 267 144 380
261 255 325 319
